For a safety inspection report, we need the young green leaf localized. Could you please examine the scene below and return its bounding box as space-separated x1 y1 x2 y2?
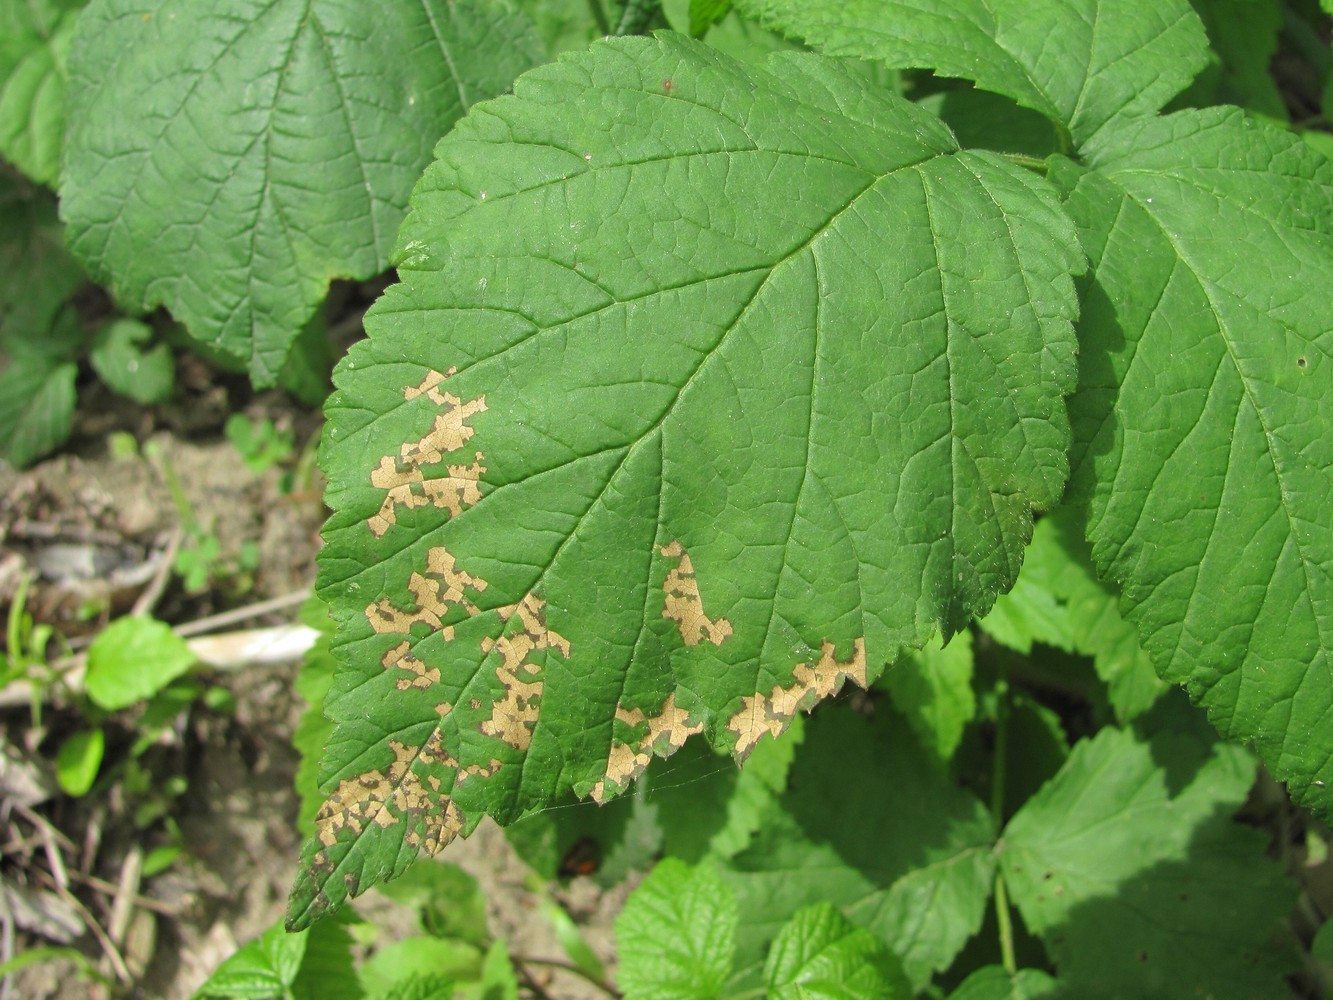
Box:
90 318 175 404
765 903 912 999
193 920 308 999
615 858 738 1000
60 0 543 385
0 0 82 185
947 967 1058 1000
1001 726 1296 998
85 615 196 711
292 32 1080 927
732 0 1210 144
1052 108 1333 812
55 727 104 797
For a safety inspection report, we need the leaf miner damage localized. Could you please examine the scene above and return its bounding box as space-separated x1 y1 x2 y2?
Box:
729 639 868 756
660 541 732 646
306 543 570 894
313 722 463 860
479 594 568 751
368 369 487 537
592 693 703 804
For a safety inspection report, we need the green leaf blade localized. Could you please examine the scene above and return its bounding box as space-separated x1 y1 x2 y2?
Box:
614 858 737 1000
0 0 81 185
732 0 1210 145
1000 726 1296 998
293 33 1081 927
1055 108 1333 811
765 902 912 999
0 353 76 468
60 0 543 385
725 705 996 989
85 616 196 710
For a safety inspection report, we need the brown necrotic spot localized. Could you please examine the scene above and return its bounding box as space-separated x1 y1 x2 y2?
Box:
381 641 441 690
728 639 868 757
368 369 488 537
367 546 487 636
592 693 703 804
659 541 732 647
311 728 464 865
478 594 569 752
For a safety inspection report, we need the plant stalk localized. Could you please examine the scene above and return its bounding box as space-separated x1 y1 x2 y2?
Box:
585 0 611 35
991 672 1018 976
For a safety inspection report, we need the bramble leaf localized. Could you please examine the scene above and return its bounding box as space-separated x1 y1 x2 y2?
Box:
881 629 975 761
0 0 82 185
615 858 737 1000
947 967 1058 1000
290 32 1081 927
732 0 1210 144
60 0 542 385
0 174 84 349
1001 725 1296 998
764 903 912 999
1178 0 1286 121
724 705 995 989
1051 108 1333 812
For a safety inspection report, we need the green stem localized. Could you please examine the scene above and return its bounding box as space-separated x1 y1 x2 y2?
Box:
991 670 1017 976
612 0 658 36
995 871 1017 976
147 441 196 526
996 151 1050 174
585 0 611 35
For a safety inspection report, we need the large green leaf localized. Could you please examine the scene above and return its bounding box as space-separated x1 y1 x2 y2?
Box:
724 705 996 989
0 0 82 185
732 0 1210 145
290 32 1080 927
1052 108 1333 812
60 0 542 385
1001 726 1296 998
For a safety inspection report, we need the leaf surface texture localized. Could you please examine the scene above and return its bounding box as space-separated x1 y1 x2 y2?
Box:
291 33 1081 925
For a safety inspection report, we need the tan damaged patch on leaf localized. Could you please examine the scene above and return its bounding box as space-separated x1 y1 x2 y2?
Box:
660 541 732 646
312 723 463 867
381 641 440 690
367 546 487 636
591 694 703 804
368 369 487 537
729 639 868 757
479 595 569 752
